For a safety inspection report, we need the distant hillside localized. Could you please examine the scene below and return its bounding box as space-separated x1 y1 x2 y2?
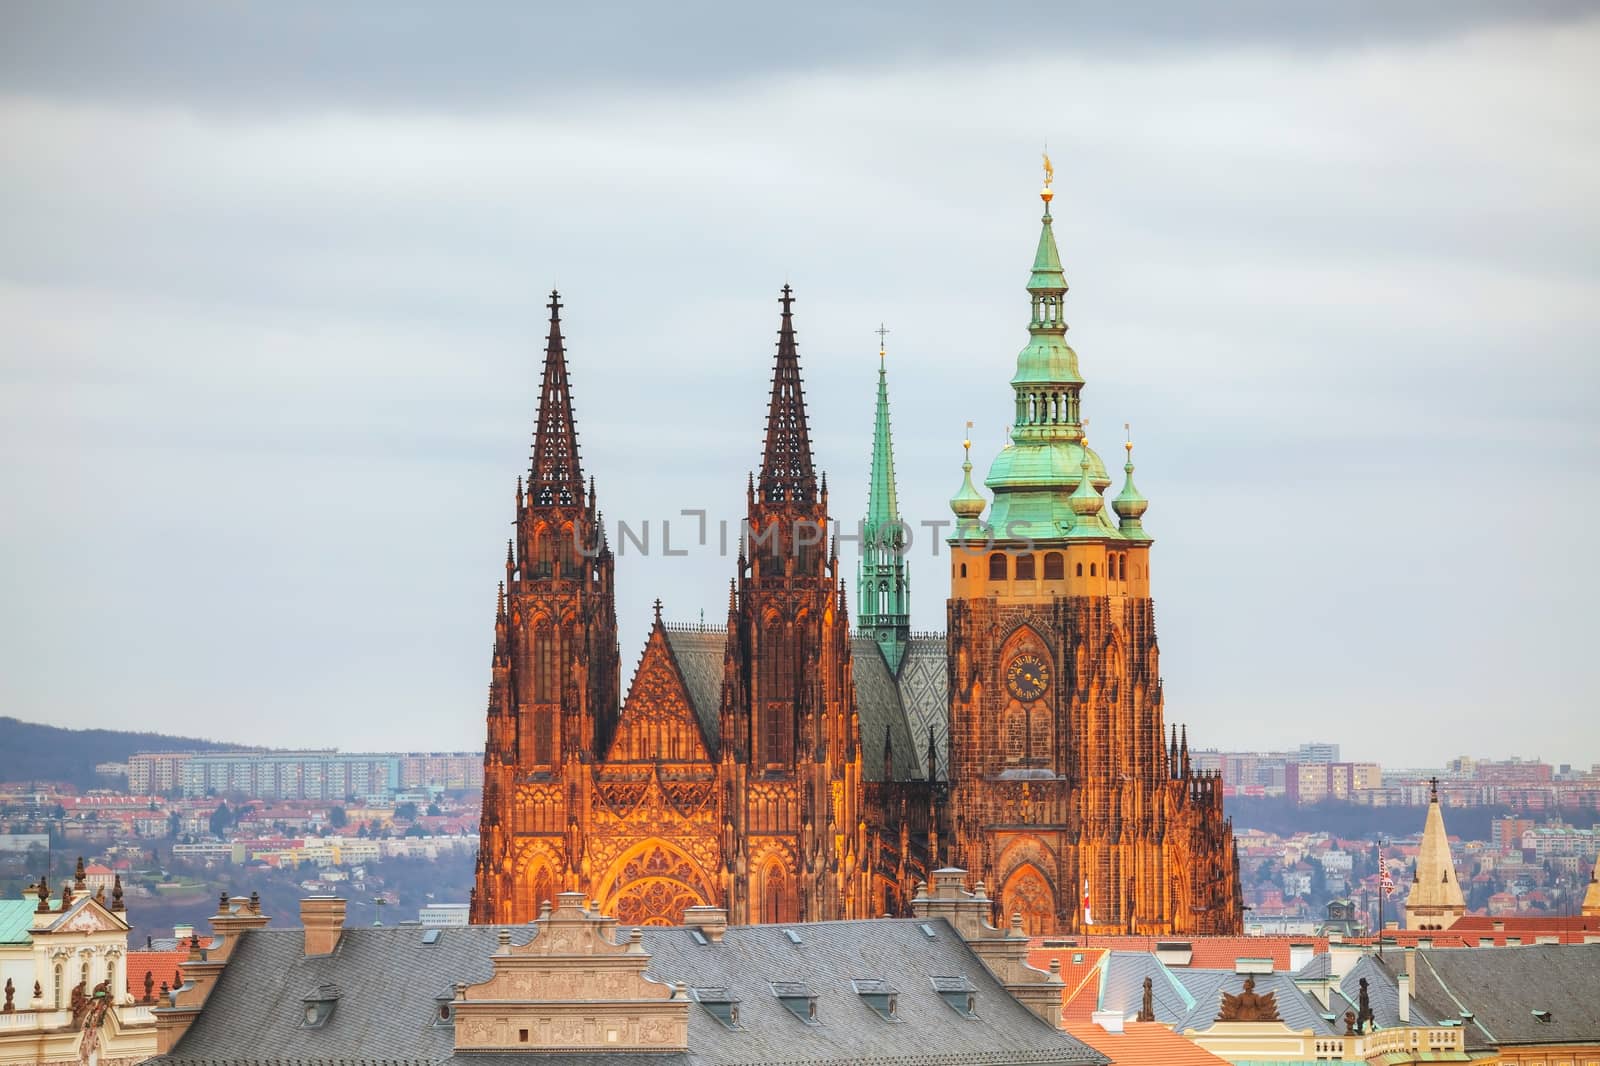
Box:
0 716 251 790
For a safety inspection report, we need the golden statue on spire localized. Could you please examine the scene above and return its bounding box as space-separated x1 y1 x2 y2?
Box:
1042 150 1055 203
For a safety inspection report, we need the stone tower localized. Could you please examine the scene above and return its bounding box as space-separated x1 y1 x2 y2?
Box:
943 174 1241 936
1404 779 1466 931
719 286 866 924
472 292 620 924
858 335 910 670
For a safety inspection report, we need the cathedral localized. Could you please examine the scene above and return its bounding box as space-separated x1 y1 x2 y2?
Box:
472 176 1242 935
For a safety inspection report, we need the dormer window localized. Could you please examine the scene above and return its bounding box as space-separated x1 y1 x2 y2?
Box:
931 975 978 1018
690 986 743 1030
852 979 900 1021
770 980 819 1025
300 984 342 1028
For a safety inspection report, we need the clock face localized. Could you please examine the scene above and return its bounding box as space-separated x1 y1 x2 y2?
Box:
1005 654 1051 702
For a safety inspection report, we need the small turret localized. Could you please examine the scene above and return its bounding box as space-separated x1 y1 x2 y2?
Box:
1112 433 1151 542
1066 441 1108 538
949 432 987 522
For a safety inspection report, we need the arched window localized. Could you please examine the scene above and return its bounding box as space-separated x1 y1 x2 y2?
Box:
988 553 1008 581
1119 555 1127 581
533 625 557 702
534 525 555 578
1075 562 1083 577
81 960 90 997
1090 563 1097 577
1029 707 1052 765
106 957 116 999
533 710 554 766
759 618 793 765
1005 706 1026 763
1015 554 1035 581
55 964 63 1008
763 864 786 924
959 563 967 578
1043 552 1064 580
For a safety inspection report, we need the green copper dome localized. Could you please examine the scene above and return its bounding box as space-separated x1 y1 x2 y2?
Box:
950 450 987 521
1112 444 1151 543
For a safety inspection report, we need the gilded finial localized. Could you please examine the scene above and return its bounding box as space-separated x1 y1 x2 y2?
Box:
875 323 890 362
1041 148 1054 204
1124 422 1133 456
963 420 973 459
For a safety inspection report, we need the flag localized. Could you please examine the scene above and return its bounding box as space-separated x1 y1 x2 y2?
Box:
1082 879 1093 926
1379 854 1395 897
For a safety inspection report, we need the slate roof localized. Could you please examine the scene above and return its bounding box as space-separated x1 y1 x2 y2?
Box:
851 638 922 782
1401 943 1600 1052
149 917 1108 1066
659 626 947 785
662 628 727 749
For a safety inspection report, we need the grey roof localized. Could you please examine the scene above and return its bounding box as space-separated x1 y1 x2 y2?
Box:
1332 954 1439 1031
1403 943 1600 1051
851 638 922 783
659 626 948 785
1168 968 1343 1035
662 627 727 749
150 917 1108 1066
1094 951 1193 1023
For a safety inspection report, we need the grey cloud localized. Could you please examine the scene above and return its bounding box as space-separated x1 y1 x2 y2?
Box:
2 0 1593 113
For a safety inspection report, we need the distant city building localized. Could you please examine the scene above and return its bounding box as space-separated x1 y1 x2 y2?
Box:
1285 761 1381 805
128 752 192 794
417 902 470 927
93 761 128 780
1296 741 1340 765
0 833 49 853
395 752 483 791
180 751 399 801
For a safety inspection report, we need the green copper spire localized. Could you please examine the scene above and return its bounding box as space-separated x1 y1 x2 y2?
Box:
859 331 909 669
1112 433 1151 543
1066 437 1112 539
983 173 1111 542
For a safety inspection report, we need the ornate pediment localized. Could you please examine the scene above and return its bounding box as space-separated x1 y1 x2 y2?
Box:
454 892 687 1053
41 898 127 937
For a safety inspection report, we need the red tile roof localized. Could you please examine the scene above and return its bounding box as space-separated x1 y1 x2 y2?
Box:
1026 945 1108 1023
1063 1021 1234 1065
125 950 188 1000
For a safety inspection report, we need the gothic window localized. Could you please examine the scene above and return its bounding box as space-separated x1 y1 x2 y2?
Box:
533 626 557 702
1005 705 1026 763
533 710 554 766
988 553 1008 581
1028 707 1052 766
759 619 793 765
1044 552 1064 580
762 864 787 924
1015 554 1035 581
534 525 555 578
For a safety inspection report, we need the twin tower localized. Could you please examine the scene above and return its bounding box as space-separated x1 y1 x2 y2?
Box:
471 181 1242 935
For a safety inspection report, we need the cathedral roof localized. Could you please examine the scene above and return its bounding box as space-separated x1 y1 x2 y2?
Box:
655 626 948 783
148 919 1109 1066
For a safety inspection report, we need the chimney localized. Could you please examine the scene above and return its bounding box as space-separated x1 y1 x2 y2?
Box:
1396 970 1410 1023
300 897 347 956
1091 1009 1125 1034
682 905 727 943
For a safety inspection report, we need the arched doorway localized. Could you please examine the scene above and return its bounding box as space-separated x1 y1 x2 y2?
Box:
595 840 714 926
1000 863 1056 937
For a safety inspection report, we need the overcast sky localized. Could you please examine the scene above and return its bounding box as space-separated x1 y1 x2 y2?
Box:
2 3 1596 769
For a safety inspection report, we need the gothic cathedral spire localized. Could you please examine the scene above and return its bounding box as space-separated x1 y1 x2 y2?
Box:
859 332 910 669
758 285 817 506
529 291 584 507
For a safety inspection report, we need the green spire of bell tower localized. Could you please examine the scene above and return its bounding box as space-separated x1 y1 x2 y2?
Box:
859 327 909 670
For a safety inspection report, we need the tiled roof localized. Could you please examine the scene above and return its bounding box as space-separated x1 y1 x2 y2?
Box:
127 950 189 998
1062 1021 1235 1065
1026 946 1107 1023
149 918 1109 1066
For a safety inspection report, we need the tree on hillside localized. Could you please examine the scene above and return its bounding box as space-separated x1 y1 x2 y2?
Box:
394 802 418 821
329 807 347 828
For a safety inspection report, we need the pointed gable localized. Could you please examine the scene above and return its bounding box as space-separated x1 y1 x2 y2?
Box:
609 618 715 763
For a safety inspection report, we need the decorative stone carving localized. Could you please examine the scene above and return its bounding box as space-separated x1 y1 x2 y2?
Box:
1216 977 1280 1023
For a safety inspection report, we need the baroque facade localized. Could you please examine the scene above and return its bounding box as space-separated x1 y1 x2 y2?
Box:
472 178 1241 935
